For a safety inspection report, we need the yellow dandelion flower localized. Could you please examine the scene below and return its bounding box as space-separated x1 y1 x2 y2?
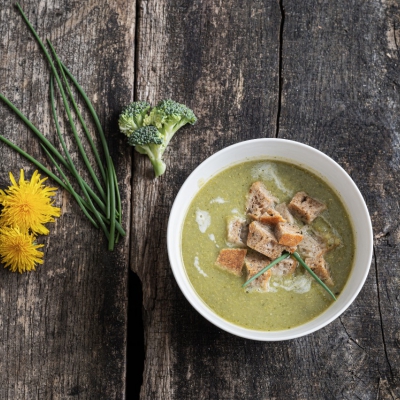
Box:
0 170 60 235
0 226 44 273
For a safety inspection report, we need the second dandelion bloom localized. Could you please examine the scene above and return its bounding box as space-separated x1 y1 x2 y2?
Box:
0 226 44 273
0 169 61 235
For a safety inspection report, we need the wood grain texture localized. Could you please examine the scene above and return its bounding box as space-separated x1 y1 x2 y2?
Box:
133 0 400 399
132 0 281 398
279 0 400 396
0 1 134 398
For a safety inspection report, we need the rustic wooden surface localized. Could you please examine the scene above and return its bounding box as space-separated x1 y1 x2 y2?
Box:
2 0 400 399
133 0 400 399
0 1 134 398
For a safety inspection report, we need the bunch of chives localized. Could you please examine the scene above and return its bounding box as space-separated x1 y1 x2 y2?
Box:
0 3 124 250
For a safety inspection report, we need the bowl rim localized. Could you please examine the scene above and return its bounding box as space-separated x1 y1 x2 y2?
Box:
167 138 373 341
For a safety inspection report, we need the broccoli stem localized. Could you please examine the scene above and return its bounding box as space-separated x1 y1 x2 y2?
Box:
152 159 166 177
136 145 166 177
159 120 190 157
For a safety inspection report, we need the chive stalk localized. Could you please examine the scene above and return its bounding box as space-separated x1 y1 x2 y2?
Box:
47 42 106 201
47 39 107 185
60 61 121 219
47 75 119 219
108 157 116 250
0 131 90 217
111 160 122 243
48 76 110 239
41 144 99 229
0 134 71 192
16 4 106 201
106 173 111 220
45 142 124 237
0 93 69 169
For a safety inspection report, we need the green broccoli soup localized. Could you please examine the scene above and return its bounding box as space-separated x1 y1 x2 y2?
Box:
181 160 354 331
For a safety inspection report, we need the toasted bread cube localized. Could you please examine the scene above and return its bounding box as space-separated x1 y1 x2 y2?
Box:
246 182 277 219
244 252 272 292
259 208 286 225
275 222 303 247
297 229 327 259
288 192 327 224
271 257 298 276
247 221 295 259
275 203 295 224
305 255 334 286
226 216 248 247
215 248 247 276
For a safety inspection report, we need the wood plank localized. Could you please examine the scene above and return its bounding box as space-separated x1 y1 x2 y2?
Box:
279 0 400 396
133 0 400 399
0 1 134 398
132 0 281 398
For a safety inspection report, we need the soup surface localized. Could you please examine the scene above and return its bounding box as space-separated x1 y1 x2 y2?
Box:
181 160 354 331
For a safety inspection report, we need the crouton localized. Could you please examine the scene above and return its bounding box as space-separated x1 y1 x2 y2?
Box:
305 255 334 286
288 192 327 224
271 257 298 276
246 182 277 219
297 229 327 259
215 248 247 276
259 208 286 225
226 216 248 247
275 222 303 247
244 252 272 292
247 221 295 259
275 203 295 224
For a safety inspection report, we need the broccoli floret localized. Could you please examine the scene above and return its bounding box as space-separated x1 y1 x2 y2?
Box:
128 126 166 176
120 99 197 177
144 99 197 153
118 101 150 136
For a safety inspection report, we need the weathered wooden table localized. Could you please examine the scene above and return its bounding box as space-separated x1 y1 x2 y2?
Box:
1 0 400 398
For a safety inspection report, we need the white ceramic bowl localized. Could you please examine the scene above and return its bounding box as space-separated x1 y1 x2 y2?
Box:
167 138 373 341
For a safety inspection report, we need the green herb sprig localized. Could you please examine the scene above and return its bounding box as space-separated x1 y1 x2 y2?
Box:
242 251 337 301
0 3 124 250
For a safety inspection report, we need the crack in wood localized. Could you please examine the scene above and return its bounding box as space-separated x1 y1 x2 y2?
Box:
338 316 366 352
134 0 141 103
275 0 285 138
394 21 399 51
127 1 146 398
373 247 394 379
